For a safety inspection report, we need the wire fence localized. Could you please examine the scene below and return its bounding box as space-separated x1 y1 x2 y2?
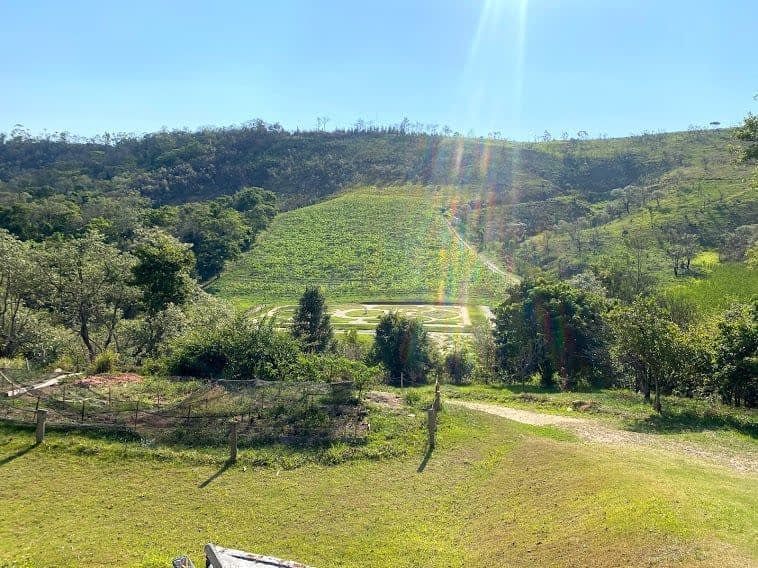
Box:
0 377 368 447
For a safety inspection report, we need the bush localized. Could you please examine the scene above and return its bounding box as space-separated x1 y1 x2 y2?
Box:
444 348 474 385
91 350 118 374
164 313 301 380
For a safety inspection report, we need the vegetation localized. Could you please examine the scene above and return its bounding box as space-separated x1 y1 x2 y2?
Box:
0 404 755 567
212 186 511 305
372 312 436 385
493 278 611 389
292 286 334 353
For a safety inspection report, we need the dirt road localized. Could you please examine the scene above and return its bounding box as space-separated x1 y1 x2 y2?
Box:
448 399 757 474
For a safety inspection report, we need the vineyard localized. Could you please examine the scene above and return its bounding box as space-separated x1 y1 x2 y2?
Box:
211 186 514 307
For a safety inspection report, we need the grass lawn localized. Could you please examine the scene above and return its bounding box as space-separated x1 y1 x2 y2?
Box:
0 402 756 567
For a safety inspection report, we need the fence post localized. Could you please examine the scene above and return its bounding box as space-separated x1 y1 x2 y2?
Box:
427 407 437 450
433 378 441 412
80 400 85 422
35 409 47 444
229 420 238 463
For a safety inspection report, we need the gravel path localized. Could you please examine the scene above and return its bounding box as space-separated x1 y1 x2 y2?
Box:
448 400 757 474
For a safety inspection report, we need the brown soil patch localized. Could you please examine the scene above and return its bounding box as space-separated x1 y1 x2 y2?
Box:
366 391 404 409
74 373 144 387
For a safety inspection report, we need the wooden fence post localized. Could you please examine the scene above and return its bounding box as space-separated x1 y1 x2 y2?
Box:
35 409 47 444
427 407 437 450
229 420 238 463
433 378 441 412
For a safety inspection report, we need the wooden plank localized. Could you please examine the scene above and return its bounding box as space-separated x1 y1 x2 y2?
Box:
5 377 60 398
3 372 81 398
205 544 313 568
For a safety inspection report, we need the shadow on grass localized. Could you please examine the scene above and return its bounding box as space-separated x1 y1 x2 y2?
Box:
417 446 433 473
0 443 37 467
199 460 234 488
625 409 758 439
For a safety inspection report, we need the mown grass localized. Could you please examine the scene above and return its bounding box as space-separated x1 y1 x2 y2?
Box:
211 186 511 306
0 403 755 567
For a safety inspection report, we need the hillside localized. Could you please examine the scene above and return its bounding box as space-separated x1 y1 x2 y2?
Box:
211 186 514 306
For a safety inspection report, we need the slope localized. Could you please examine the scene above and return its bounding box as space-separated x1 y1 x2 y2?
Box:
210 186 514 306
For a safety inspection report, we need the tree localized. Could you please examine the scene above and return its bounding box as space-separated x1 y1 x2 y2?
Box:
131 229 195 313
610 298 684 413
36 231 137 360
292 286 334 353
0 230 38 355
493 278 611 389
735 113 758 162
714 301 757 407
444 347 474 385
372 312 435 385
174 201 250 281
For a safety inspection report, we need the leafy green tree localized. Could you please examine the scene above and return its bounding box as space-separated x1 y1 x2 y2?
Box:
444 347 474 385
131 229 195 313
0 229 39 355
609 297 684 413
231 186 277 236
292 286 334 353
735 113 758 162
714 301 757 407
493 278 611 389
36 231 137 360
372 312 435 385
174 201 250 280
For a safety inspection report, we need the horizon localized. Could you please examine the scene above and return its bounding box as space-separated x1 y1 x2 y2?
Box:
1 0 756 141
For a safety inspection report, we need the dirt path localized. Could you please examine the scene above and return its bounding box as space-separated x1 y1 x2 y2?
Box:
448 400 757 474
442 216 510 278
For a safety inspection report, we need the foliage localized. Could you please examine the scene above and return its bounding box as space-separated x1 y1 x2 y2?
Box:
734 112 758 162
211 186 511 305
444 347 474 385
173 200 251 280
35 231 138 360
371 312 437 385
291 286 334 353
714 301 758 407
91 349 118 374
164 314 301 381
609 297 693 412
131 228 195 312
493 278 611 389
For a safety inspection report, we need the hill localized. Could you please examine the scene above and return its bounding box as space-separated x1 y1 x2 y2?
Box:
211 186 514 306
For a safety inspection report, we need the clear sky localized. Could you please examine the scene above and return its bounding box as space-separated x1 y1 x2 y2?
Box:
1 0 755 140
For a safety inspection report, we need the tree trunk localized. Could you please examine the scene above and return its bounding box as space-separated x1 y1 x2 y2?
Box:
653 376 662 414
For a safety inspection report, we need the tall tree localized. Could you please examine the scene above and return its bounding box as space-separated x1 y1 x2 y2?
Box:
292 286 334 353
37 231 137 360
610 298 684 413
372 312 435 385
493 278 611 389
132 229 195 313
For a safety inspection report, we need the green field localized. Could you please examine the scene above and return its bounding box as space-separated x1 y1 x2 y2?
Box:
664 262 758 316
211 186 514 307
1 400 756 567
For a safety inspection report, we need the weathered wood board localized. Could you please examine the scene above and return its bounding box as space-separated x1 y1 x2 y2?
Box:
205 544 313 568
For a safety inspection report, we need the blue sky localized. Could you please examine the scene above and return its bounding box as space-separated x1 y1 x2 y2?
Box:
1 0 755 140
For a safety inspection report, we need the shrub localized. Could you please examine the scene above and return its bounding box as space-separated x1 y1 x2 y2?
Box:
91 350 118 374
164 313 300 380
444 348 474 385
